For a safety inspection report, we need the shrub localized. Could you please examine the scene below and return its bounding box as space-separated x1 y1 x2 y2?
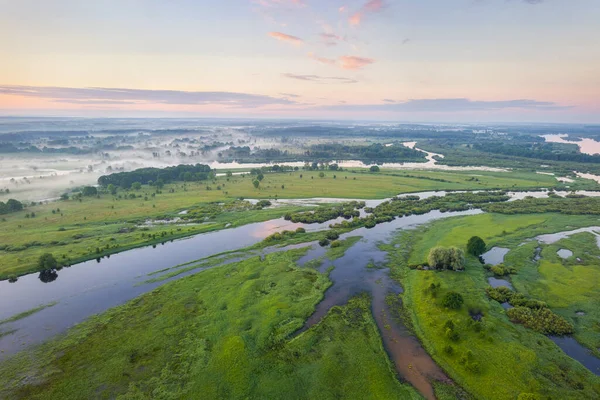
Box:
442 291 464 309
330 240 341 248
295 227 306 234
318 238 330 247
325 231 340 241
507 306 574 335
38 253 58 270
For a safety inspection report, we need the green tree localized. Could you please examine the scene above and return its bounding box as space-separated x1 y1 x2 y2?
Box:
226 171 233 178
253 179 260 189
442 292 464 309
107 184 117 195
319 172 325 178
156 179 165 189
370 165 380 172
38 253 58 270
81 186 97 196
257 173 264 181
467 236 486 256
132 182 142 191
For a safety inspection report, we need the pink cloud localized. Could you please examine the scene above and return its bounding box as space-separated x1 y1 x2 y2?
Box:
269 31 304 45
307 54 375 70
349 0 384 26
308 52 337 66
339 56 375 70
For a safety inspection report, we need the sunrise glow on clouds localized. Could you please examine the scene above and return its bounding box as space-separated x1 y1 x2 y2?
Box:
0 0 598 122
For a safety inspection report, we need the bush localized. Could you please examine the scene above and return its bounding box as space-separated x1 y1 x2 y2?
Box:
442 291 464 309
370 165 380 172
38 253 58 270
507 307 574 335
330 240 341 248
325 231 340 241
318 238 330 247
295 227 306 234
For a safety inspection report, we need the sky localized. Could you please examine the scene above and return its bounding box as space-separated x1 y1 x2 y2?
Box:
0 0 598 123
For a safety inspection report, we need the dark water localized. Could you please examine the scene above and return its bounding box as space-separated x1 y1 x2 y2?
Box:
487 277 514 290
481 247 510 265
0 217 335 358
550 336 600 376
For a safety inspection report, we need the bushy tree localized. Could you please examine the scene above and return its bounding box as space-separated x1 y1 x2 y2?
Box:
467 236 486 256
131 182 142 190
428 247 465 270
38 253 58 270
252 179 260 189
370 165 380 172
81 186 98 196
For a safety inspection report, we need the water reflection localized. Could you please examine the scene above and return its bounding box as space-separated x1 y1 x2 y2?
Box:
38 269 58 283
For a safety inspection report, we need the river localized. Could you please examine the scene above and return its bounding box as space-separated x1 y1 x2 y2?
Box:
1 190 600 397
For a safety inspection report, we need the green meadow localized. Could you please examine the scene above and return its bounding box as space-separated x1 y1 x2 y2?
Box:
386 213 600 400
0 248 419 400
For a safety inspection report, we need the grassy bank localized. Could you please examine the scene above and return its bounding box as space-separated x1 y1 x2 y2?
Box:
0 247 419 399
386 213 600 399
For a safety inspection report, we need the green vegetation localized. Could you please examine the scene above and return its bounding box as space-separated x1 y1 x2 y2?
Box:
466 236 486 256
427 246 465 270
0 302 57 326
2 166 566 280
0 249 419 400
507 232 600 356
485 196 600 215
387 213 600 400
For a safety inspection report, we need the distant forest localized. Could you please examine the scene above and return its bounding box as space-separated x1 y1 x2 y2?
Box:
473 142 600 164
221 143 427 164
98 164 213 189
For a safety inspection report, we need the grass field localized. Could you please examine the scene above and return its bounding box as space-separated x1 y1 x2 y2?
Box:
507 233 600 357
386 213 600 400
2 167 589 280
0 247 420 400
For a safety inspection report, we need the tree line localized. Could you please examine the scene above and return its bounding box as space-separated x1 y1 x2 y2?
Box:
98 163 214 189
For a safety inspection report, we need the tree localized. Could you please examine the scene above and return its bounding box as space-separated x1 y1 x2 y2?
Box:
467 236 486 256
107 184 117 195
132 182 142 191
38 253 58 270
370 165 380 172
428 247 465 270
442 292 464 309
6 198 23 212
226 171 233 178
82 186 97 196
319 172 325 178
257 173 265 181
253 179 260 189
156 179 164 189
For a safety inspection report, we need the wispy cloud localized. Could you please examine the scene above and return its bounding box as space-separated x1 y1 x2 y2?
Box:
269 31 303 45
0 85 297 108
307 54 375 70
322 98 568 112
320 32 343 47
349 0 384 26
282 73 358 84
279 92 300 98
308 52 337 66
382 99 396 103
339 56 375 70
